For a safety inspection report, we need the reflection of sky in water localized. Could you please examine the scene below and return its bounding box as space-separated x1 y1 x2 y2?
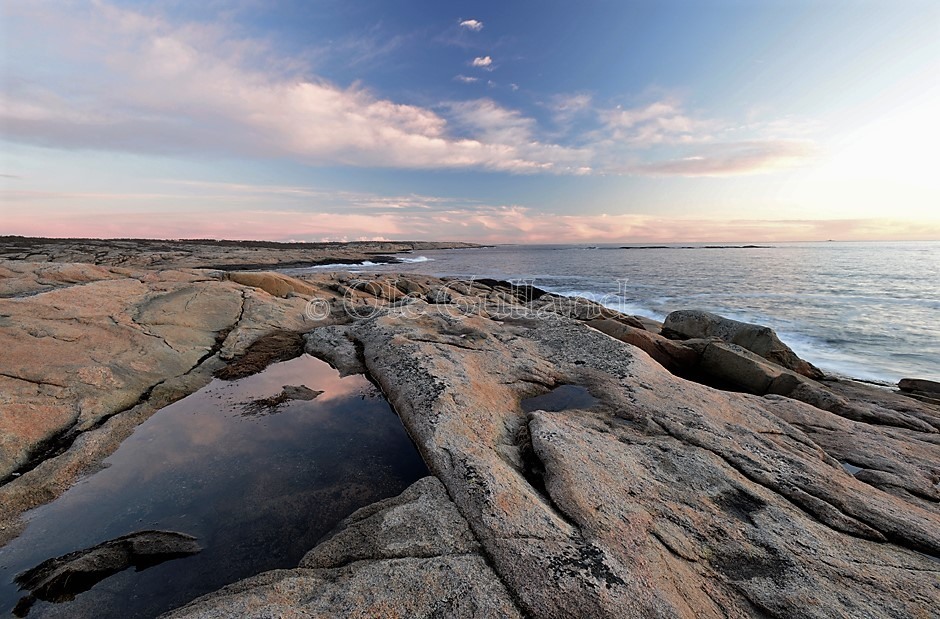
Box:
521 385 598 413
0 355 427 619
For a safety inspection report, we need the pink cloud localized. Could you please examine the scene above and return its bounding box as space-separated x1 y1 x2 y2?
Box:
632 140 817 176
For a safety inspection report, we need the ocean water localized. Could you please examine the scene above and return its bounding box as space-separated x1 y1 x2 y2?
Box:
302 242 940 385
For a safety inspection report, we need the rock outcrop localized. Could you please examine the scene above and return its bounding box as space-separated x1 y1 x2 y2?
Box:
662 309 824 379
2 261 938 618
164 477 521 618
313 303 939 618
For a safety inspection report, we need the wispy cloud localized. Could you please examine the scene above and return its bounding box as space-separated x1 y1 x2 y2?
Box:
444 98 588 172
454 75 479 83
549 93 594 124
459 19 484 32
471 55 493 68
631 140 817 177
598 100 712 146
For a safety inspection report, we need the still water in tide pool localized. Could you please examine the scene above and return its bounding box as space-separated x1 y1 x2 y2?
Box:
0 355 428 618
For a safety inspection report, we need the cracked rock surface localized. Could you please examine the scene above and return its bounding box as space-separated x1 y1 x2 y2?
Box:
301 296 939 618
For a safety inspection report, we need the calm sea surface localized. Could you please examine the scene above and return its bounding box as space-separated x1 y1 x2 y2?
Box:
298 241 940 384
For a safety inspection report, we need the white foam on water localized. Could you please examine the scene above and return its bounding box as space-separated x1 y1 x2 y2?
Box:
399 256 433 263
541 287 667 322
289 260 379 272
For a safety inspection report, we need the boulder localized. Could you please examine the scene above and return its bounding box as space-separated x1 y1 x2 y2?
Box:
899 378 940 394
662 309 824 378
699 341 805 394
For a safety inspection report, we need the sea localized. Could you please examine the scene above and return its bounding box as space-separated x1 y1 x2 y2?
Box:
288 241 940 385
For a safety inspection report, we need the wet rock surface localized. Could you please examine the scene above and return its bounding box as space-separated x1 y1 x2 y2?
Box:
2 259 939 618
899 377 940 406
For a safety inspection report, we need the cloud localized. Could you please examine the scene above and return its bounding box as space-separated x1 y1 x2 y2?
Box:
585 98 816 175
633 140 817 177
549 93 593 124
598 100 712 146
459 19 483 32
0 3 572 174
0 4 815 178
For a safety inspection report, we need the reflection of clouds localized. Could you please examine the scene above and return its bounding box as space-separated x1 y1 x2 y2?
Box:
32 355 384 508
3 353 423 613
226 354 364 403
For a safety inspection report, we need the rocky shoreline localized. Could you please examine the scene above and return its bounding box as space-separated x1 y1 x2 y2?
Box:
0 236 481 272
1 244 938 618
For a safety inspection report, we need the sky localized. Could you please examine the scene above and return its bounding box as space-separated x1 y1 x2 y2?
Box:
1 0 938 243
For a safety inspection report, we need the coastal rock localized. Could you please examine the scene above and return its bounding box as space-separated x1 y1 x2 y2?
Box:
759 394 940 509
300 477 483 568
899 378 940 394
899 377 940 405
319 304 940 618
3 261 939 618
699 340 802 393
280 385 323 401
662 309 824 379
685 340 940 434
303 325 367 376
225 272 318 298
15 530 200 613
165 477 521 619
